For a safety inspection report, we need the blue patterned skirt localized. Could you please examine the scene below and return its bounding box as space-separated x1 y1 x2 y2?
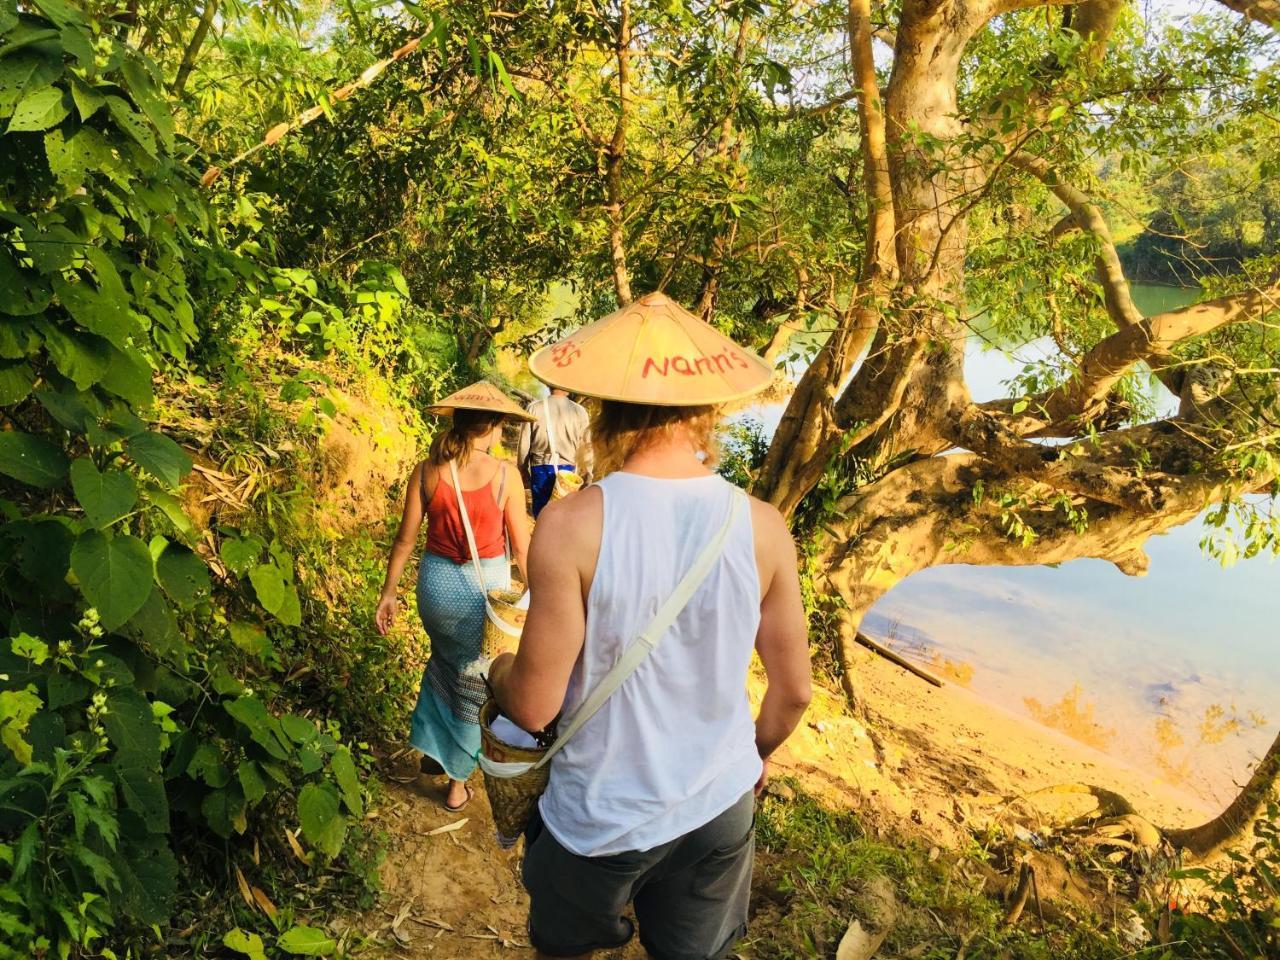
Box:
410 552 510 781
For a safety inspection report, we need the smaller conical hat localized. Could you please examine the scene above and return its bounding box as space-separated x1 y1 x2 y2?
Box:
426 381 535 421
528 292 772 406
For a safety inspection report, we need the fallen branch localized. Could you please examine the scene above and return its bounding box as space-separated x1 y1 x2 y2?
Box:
855 633 944 687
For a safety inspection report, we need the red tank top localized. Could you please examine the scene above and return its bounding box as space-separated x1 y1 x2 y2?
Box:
423 461 507 564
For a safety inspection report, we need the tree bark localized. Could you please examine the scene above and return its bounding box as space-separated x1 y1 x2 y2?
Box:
172 0 218 97
606 0 634 306
1164 728 1280 861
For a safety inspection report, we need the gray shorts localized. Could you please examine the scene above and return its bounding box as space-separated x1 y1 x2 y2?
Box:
522 792 755 960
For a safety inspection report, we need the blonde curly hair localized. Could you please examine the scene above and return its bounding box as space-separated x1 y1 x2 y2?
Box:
588 400 721 477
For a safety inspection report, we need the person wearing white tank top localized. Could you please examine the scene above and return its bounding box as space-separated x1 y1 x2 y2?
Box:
489 293 811 960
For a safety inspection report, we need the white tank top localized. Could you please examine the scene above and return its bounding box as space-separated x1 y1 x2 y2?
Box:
538 472 763 856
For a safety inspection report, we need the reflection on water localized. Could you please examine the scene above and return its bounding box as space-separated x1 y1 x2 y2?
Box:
745 283 1280 807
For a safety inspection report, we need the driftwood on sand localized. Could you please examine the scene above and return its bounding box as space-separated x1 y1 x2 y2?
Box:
855 633 944 687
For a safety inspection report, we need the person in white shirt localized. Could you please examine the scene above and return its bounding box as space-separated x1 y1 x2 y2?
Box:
518 389 591 517
489 293 811 960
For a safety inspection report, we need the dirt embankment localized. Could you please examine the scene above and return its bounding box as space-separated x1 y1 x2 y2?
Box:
353 650 1210 958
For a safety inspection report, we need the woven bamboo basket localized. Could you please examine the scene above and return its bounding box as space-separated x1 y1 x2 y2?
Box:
478 698 551 845
551 470 584 501
481 588 526 660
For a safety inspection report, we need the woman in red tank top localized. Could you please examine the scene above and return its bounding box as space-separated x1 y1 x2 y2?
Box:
375 382 533 810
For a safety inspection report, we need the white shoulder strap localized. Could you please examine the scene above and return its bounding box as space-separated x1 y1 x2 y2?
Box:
533 489 746 767
450 461 521 639
541 398 560 467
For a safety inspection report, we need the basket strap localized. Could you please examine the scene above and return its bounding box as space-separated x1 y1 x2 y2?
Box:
533 489 746 769
450 459 492 596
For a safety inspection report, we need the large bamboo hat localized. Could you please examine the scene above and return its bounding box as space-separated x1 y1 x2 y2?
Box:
426 380 536 421
528 292 773 406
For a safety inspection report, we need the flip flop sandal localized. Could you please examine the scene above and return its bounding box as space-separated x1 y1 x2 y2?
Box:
444 784 473 813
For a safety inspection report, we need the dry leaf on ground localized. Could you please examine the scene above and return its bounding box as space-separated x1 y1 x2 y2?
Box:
835 919 889 960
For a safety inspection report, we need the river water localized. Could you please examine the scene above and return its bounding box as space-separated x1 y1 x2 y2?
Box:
747 284 1280 807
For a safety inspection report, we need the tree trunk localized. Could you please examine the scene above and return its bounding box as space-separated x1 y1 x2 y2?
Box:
172 0 218 97
605 0 633 306
1165 728 1280 861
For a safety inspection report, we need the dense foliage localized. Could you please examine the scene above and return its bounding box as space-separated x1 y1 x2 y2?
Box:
1 0 1277 953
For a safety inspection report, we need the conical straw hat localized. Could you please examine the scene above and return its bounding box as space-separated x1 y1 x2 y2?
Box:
426 380 536 421
528 292 772 406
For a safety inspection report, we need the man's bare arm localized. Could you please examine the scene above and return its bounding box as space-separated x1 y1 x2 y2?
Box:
752 501 811 762
488 494 595 731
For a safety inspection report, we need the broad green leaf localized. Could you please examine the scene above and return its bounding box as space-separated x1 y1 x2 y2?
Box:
229 621 273 659
329 746 363 817
224 696 289 760
7 85 68 131
249 563 286 614
277 583 302 626
238 760 268 805
102 688 162 765
220 535 262 574
277 925 337 956
71 458 138 527
71 530 154 629
0 431 69 488
156 545 209 607
121 58 173 151
224 928 268 960
125 431 190 489
0 359 34 404
0 248 49 317
39 321 112 389
0 53 39 116
280 715 317 744
53 276 139 347
69 75 104 120
297 783 346 858
116 763 168 833
59 22 94 66
201 783 247 837
125 588 182 658
114 837 177 925
105 95 155 157
15 518 73 584
47 671 90 710
100 343 154 407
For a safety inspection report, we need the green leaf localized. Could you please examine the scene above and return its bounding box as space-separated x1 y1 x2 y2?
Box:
105 95 155 157
229 621 273 660
69 76 104 120
102 687 162 765
0 431 69 488
100 344 154 407
280 715 317 744
126 431 190 489
125 588 182 658
117 762 168 833
297 783 346 858
115 837 177 925
329 746 363 817
249 563 286 614
238 760 268 805
201 782 247 837
7 85 69 131
121 58 173 151
0 359 34 404
224 928 268 960
71 458 138 528
277 925 337 956
39 320 113 389
224 696 289 760
47 671 90 710
156 545 209 607
220 535 263 575
71 529 154 630
53 276 139 347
